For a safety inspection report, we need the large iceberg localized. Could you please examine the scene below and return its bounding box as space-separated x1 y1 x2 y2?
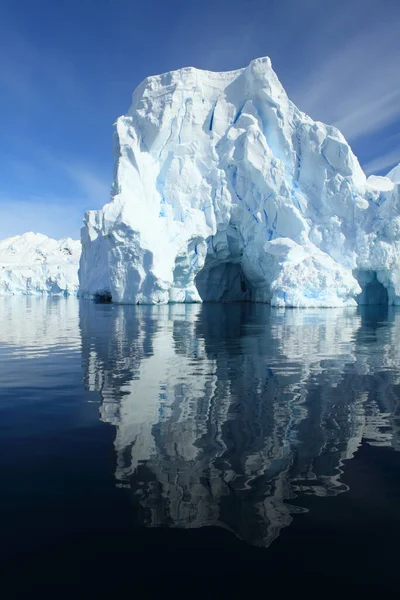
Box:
0 232 81 296
79 57 400 307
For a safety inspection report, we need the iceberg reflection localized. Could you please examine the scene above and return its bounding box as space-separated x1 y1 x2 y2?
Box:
81 302 400 546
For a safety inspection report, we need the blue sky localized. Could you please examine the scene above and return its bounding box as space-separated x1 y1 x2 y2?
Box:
1 0 399 239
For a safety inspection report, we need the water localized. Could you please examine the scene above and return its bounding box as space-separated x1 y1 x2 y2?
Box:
1 297 400 594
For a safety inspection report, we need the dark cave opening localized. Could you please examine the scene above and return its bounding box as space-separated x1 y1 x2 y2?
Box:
94 291 113 303
195 261 255 302
354 270 388 305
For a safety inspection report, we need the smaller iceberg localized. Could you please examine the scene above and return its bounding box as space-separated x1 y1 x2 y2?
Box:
0 232 81 296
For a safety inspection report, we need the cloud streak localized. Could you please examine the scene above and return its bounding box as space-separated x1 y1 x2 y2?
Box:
61 163 111 206
0 145 111 240
290 4 400 143
363 148 400 175
0 196 86 241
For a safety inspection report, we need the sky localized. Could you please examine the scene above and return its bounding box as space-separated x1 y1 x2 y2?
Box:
0 0 399 240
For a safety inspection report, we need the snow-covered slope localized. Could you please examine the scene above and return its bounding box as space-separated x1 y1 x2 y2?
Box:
0 232 81 296
79 57 400 307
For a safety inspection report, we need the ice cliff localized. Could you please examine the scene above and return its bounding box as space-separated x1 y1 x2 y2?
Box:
79 57 400 307
0 232 81 296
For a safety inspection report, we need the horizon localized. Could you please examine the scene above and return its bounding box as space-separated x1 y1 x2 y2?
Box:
1 0 399 240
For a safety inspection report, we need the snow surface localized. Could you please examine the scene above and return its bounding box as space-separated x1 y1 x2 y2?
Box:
0 232 81 296
79 57 400 307
366 175 394 192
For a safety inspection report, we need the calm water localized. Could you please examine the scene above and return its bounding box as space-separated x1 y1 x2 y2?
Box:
1 297 400 594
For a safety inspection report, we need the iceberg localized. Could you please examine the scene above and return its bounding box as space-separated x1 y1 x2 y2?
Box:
79 57 400 307
0 232 81 296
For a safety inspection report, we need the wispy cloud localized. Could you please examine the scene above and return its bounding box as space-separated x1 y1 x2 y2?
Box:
363 148 400 175
0 147 111 240
61 163 111 206
290 5 400 142
4 136 111 208
0 196 86 241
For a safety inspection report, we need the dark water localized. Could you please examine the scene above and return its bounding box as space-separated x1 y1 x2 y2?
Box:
1 297 400 595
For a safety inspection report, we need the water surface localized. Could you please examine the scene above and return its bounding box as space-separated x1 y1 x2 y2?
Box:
1 298 399 593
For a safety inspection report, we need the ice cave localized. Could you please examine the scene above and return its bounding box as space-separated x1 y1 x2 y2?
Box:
354 270 389 306
195 259 255 302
